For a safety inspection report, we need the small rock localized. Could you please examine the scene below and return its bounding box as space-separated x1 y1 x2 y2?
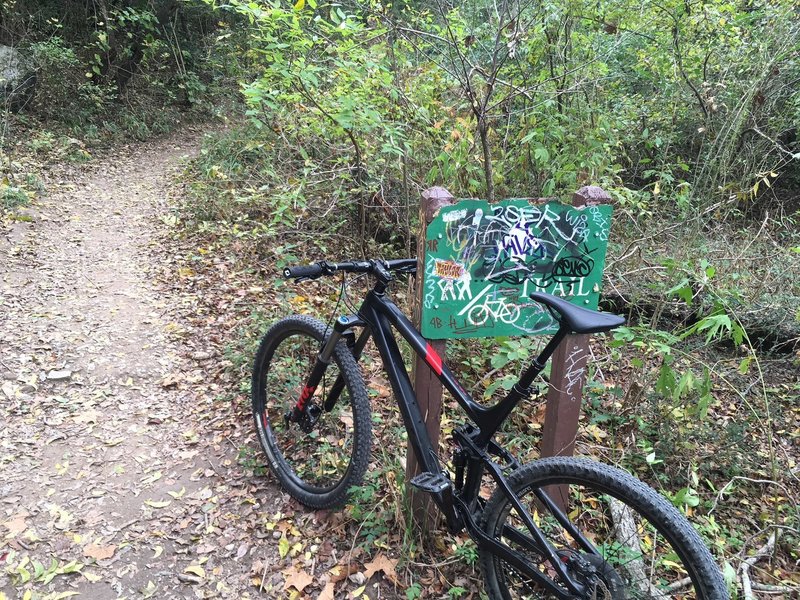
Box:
349 572 367 585
47 369 72 381
190 351 213 361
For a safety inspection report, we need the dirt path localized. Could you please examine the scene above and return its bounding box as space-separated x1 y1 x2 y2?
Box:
0 130 284 599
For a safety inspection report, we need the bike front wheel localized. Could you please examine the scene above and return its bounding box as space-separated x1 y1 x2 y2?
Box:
251 315 371 509
480 457 728 599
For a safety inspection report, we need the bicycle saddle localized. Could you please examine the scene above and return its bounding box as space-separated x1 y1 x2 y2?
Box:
529 292 625 334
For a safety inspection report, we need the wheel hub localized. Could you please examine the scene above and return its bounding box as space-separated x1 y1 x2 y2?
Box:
575 554 627 600
284 402 322 433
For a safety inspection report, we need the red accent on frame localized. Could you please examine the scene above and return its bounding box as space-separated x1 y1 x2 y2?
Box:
425 343 443 376
296 385 316 411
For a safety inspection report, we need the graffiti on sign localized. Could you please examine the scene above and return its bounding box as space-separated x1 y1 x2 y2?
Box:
421 199 612 339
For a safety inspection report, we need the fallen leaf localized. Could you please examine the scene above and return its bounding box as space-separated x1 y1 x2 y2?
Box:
167 487 186 499
278 535 289 559
47 369 72 381
2 514 28 537
141 471 162 485
351 584 366 598
236 543 249 559
160 373 182 388
141 580 157 599
143 500 171 509
1 381 17 399
184 565 205 578
318 580 336 600
83 543 116 560
283 565 313 593
152 546 163 559
73 410 98 425
329 563 360 583
363 553 399 584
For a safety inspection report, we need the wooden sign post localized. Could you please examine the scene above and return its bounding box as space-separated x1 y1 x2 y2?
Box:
407 187 455 529
540 186 611 460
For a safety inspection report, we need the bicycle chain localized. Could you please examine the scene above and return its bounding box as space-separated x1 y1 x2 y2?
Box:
499 556 613 599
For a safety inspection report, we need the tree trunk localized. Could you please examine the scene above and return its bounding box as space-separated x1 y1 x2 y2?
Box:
478 114 494 202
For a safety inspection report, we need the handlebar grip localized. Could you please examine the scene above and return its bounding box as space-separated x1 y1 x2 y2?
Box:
283 263 324 279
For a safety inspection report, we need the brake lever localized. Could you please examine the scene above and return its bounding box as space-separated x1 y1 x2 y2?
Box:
320 262 338 276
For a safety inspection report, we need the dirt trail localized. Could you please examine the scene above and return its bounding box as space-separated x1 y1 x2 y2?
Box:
0 130 280 599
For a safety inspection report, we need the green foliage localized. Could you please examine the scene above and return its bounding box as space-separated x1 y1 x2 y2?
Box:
0 152 43 210
166 1 800 588
405 582 422 600
2 0 242 148
346 471 395 548
190 0 799 254
1 181 30 209
452 539 478 566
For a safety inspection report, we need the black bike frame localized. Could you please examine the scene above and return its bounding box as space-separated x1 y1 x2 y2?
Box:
303 283 598 596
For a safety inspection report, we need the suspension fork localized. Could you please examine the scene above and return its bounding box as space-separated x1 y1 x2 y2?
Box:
286 315 365 423
288 314 368 417
323 316 370 411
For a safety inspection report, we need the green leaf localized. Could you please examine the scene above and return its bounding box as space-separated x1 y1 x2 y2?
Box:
697 392 712 419
655 363 676 397
18 565 31 583
722 562 737 587
293 0 305 10
533 146 550 163
278 535 290 559
666 278 692 305
672 370 695 401
689 314 733 343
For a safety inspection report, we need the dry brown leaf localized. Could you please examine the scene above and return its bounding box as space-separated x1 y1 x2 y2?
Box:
318 580 336 600
2 514 28 537
329 562 360 583
73 409 99 425
363 553 399 584
370 383 392 398
282 565 314 593
83 542 116 560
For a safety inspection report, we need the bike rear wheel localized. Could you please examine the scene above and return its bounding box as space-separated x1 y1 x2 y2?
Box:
480 457 728 599
251 315 371 509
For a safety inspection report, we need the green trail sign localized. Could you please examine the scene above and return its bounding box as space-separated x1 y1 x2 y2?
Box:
420 199 613 339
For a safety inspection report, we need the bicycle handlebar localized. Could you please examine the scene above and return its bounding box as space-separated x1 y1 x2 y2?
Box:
283 258 417 281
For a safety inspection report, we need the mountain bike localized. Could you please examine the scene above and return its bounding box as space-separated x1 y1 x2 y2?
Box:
252 258 728 598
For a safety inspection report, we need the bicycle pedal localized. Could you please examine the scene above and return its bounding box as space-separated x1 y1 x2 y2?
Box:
410 472 451 494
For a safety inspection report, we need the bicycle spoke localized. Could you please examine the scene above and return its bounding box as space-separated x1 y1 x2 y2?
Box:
481 459 725 599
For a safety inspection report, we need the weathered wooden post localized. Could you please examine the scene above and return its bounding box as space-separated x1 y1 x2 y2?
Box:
407 187 455 529
540 186 611 510
540 185 611 460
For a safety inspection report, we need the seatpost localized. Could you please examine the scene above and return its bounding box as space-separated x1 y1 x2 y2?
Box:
477 326 571 447
516 327 569 392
